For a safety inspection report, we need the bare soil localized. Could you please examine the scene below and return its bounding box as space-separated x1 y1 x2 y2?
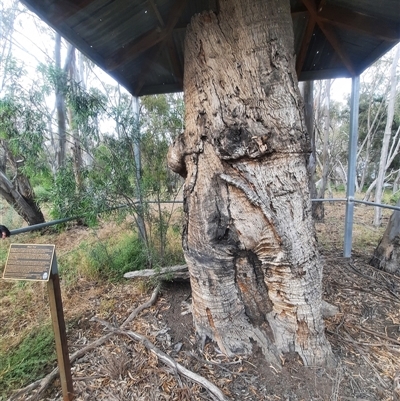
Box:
1 202 400 401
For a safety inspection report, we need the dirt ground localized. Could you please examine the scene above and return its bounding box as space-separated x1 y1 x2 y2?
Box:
2 202 400 401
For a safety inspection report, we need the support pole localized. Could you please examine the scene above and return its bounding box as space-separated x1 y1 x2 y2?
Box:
344 76 360 257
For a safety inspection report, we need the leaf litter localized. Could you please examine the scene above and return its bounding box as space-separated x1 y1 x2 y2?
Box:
2 202 399 401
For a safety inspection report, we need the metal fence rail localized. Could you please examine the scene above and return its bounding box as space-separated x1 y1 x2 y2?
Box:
7 197 399 257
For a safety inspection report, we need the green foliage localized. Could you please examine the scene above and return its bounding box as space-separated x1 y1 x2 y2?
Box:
33 185 51 203
67 83 106 144
50 162 103 225
0 324 56 400
0 96 46 167
390 191 400 205
85 233 149 281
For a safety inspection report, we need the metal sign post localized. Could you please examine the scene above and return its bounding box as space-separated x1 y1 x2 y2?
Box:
3 244 74 401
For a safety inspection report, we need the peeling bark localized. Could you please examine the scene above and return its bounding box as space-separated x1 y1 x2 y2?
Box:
168 0 333 366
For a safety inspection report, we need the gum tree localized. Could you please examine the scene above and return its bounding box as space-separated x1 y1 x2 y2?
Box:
168 0 333 366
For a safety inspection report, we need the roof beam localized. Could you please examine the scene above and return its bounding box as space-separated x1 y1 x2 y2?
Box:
47 0 96 24
301 0 356 76
133 35 183 96
106 28 165 70
318 3 400 42
133 44 164 96
106 0 187 71
147 0 165 28
296 14 316 78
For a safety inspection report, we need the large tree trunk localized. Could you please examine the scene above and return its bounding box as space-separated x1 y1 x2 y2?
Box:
168 0 332 366
370 200 400 274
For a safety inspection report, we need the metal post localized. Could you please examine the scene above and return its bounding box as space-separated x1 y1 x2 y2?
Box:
344 76 360 257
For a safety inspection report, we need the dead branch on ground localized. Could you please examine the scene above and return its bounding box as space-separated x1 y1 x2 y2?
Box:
7 285 161 401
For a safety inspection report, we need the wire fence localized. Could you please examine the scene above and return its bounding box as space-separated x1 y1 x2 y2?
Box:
5 196 399 257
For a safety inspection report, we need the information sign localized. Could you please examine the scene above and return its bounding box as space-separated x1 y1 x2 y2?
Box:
2 244 54 281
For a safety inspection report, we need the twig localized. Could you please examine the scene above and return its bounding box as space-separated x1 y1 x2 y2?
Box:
121 283 160 328
91 316 229 400
357 326 400 346
183 351 237 374
342 329 390 390
347 263 400 301
7 285 161 401
121 328 229 401
8 332 114 401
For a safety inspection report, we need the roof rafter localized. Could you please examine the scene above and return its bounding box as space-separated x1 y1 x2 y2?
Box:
301 0 356 76
106 0 187 71
317 3 400 42
47 0 96 24
147 0 165 27
133 35 183 96
296 14 316 78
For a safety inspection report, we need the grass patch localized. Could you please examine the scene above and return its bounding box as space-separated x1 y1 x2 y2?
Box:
0 323 56 400
85 233 149 281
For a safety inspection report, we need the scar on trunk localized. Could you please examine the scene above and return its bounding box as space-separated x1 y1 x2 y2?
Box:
167 134 187 178
206 307 215 329
296 319 310 348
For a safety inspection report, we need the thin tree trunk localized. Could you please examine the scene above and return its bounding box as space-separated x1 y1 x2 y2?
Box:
359 129 371 192
168 0 333 366
373 46 400 226
300 81 320 220
54 33 67 170
132 96 149 249
393 169 400 193
315 80 331 219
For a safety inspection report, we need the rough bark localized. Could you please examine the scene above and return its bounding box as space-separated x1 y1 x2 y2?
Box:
370 200 400 274
0 170 45 225
168 0 332 366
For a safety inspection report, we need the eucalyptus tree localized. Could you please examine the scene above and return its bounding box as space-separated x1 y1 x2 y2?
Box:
359 47 400 204
373 46 400 226
0 96 46 225
0 0 47 224
168 0 333 366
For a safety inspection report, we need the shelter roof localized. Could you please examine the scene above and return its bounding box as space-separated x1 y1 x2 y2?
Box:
20 0 400 96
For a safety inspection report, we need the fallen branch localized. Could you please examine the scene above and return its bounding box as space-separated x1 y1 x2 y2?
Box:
7 285 161 401
122 284 161 328
8 332 114 401
357 325 400 346
93 317 229 401
124 264 190 281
